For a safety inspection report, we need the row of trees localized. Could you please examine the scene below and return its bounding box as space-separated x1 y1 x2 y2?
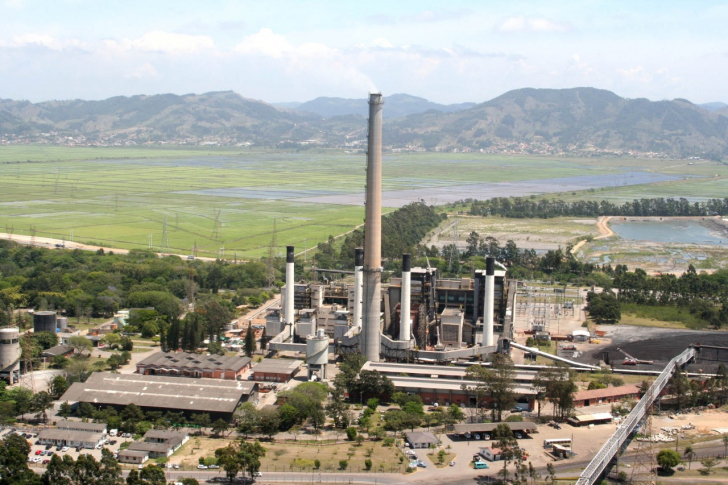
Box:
469 196 728 219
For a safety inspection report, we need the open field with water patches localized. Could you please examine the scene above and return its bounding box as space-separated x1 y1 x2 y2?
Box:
0 146 724 259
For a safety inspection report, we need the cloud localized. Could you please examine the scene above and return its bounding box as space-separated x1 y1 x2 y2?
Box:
106 31 215 55
127 62 158 79
233 28 292 58
0 33 81 51
496 16 572 33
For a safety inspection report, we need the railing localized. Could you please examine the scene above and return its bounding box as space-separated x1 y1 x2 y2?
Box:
575 347 696 485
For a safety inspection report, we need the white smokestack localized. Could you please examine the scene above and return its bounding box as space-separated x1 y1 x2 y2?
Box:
362 92 384 362
400 254 411 342
354 248 364 331
286 246 295 340
484 257 495 347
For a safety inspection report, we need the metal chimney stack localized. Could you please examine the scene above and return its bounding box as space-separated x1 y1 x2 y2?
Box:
354 248 364 331
285 245 295 340
362 92 384 362
484 256 495 347
399 254 411 342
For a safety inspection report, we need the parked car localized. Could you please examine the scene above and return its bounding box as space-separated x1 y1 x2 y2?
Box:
474 461 489 469
417 461 427 468
449 461 456 467
474 433 481 440
197 465 208 469
173 464 179 469
61 447 69 452
209 464 220 469
35 450 42 455
253 472 262 477
45 444 52 450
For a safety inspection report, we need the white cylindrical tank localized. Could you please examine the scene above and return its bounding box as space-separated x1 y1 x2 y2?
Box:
484 257 495 347
285 246 295 339
400 254 411 342
306 328 329 367
0 327 21 370
353 248 364 331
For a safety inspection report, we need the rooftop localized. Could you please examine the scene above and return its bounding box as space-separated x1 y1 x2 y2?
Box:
574 384 640 401
57 420 107 433
127 441 171 453
453 422 537 433
38 428 103 443
144 429 189 440
137 351 251 371
42 345 74 357
60 373 256 414
405 431 438 445
252 358 303 374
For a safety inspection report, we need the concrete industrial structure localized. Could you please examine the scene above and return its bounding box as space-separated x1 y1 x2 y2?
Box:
61 373 257 420
251 358 302 382
33 311 57 333
266 93 513 366
135 351 251 380
0 326 21 383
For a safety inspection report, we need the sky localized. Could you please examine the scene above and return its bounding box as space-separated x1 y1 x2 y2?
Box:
1 0 726 105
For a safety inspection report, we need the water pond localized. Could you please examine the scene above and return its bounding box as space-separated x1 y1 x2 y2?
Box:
610 219 728 246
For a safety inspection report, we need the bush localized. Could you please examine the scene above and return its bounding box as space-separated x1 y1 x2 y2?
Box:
339 459 348 470
366 398 379 410
406 466 415 473
505 414 523 422
346 427 357 441
383 436 395 447
364 459 372 470
314 459 320 469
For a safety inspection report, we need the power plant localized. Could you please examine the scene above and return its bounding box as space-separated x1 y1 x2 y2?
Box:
0 326 21 384
268 93 513 376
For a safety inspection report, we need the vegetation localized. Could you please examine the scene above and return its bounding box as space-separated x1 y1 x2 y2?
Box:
656 449 681 471
463 354 516 422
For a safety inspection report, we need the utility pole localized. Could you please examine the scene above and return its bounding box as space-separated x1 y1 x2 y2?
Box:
266 218 278 288
161 216 170 255
212 209 221 239
29 225 36 247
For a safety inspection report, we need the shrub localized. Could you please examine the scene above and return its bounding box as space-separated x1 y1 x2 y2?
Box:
314 459 320 469
339 459 348 470
364 459 372 470
505 414 523 422
406 466 415 473
346 427 357 441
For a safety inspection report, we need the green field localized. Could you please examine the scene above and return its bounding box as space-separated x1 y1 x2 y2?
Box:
0 146 724 260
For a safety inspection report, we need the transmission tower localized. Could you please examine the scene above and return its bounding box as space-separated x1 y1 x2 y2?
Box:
5 224 13 240
630 406 658 485
211 209 221 239
192 241 198 257
20 333 36 392
161 216 170 255
148 234 153 250
29 225 36 247
266 218 278 288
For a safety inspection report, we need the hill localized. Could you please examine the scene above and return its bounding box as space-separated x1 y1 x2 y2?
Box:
700 102 727 112
1 88 727 157
0 91 322 145
383 88 728 157
294 93 475 119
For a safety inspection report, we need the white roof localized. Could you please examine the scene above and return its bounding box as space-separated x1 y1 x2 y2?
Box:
572 330 590 337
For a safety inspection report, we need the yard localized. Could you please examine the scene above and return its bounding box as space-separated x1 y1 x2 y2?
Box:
172 437 408 474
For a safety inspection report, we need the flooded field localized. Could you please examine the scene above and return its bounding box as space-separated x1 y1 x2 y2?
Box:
611 218 728 246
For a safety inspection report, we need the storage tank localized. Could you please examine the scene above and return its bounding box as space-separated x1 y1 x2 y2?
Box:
306 328 329 379
33 311 57 333
56 317 68 331
0 327 21 373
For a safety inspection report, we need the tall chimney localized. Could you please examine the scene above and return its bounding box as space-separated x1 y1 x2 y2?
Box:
484 256 495 347
354 248 364 331
362 92 384 362
286 246 295 340
399 254 411 342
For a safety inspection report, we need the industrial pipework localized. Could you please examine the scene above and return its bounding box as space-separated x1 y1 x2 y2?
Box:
399 253 411 342
354 248 364 331
362 92 384 362
285 245 295 340
484 256 495 347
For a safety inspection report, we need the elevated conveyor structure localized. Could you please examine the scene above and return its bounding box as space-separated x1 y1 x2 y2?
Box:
575 347 697 485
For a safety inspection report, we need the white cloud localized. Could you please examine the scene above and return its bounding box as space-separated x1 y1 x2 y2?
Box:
106 31 215 55
233 28 291 58
127 62 158 79
497 16 572 33
0 33 81 51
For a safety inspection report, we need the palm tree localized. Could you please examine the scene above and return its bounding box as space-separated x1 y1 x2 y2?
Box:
683 445 694 470
723 435 728 458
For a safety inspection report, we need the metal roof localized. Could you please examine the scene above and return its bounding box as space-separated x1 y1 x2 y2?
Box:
57 420 107 433
60 373 255 414
137 351 251 371
573 384 640 401
389 376 537 395
361 362 540 382
38 428 104 443
405 431 438 445
252 358 303 374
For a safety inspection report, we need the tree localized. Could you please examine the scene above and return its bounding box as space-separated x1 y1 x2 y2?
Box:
212 419 230 437
215 444 242 483
366 398 379 410
258 407 281 438
339 459 349 470
351 370 395 402
67 335 93 356
50 354 69 369
364 458 373 470
244 327 256 357
31 391 54 423
58 401 72 418
683 445 694 470
260 327 267 351
464 354 516 422
670 367 690 411
656 449 680 471
326 387 350 428
346 427 358 441
585 290 621 324
238 441 266 479
546 462 556 482
0 433 42 485
139 464 166 485
700 457 716 475
50 375 69 399
235 402 259 437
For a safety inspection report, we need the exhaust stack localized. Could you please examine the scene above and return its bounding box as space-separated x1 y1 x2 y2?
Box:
354 248 364 331
362 93 384 362
399 254 411 342
286 246 295 340
484 256 495 347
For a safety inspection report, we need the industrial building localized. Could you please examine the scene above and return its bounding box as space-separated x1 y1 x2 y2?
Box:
135 351 251 380
573 384 641 407
262 94 514 373
251 358 302 382
0 326 20 383
60 373 257 421
37 421 108 449
119 429 189 463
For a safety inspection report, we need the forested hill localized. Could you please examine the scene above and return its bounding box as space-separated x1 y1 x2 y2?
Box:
2 88 728 157
383 88 728 158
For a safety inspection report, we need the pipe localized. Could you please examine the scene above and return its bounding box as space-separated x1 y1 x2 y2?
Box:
286 245 295 340
400 253 411 341
354 248 364 331
363 92 384 362
484 257 495 347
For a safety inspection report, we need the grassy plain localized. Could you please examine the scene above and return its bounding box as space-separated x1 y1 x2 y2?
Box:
1 146 726 260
